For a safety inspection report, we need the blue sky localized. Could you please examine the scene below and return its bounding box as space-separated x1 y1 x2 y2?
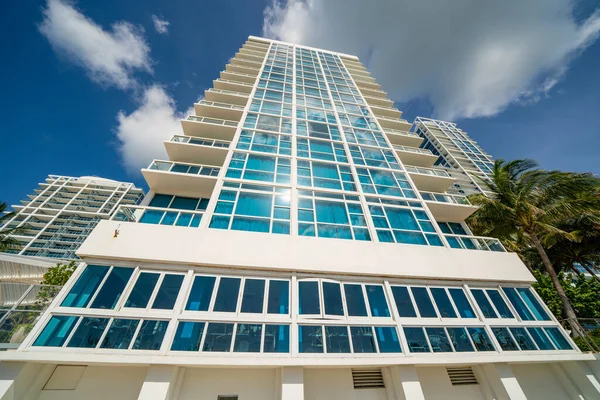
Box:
2 0 599 208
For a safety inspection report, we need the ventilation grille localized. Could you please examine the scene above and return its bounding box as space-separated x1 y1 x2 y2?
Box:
352 368 385 389
447 367 478 385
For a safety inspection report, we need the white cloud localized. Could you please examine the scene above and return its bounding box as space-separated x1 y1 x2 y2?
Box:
263 0 600 120
115 85 195 174
152 15 170 34
39 0 152 89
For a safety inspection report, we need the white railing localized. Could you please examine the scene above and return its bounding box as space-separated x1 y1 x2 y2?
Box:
215 79 253 87
383 128 421 138
405 166 452 178
148 160 220 177
186 115 239 127
112 205 203 227
420 191 472 205
170 135 231 149
196 100 244 111
392 145 434 156
206 88 249 97
444 234 506 252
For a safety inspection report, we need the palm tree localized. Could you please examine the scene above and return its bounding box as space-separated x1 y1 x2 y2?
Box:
467 159 600 336
0 202 27 252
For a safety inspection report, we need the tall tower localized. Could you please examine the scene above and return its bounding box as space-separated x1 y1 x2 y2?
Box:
0 37 597 400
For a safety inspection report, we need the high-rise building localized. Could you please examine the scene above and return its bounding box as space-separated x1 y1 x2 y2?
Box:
0 174 144 261
0 37 598 400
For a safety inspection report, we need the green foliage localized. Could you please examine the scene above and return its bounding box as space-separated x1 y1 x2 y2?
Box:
40 261 77 286
0 201 29 251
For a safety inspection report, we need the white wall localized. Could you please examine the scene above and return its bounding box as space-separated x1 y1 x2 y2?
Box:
416 366 484 400
177 368 277 400
511 363 570 400
303 368 387 400
78 221 534 283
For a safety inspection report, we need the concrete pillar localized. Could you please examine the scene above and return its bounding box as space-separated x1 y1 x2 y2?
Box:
392 366 425 400
481 364 526 400
281 367 304 400
137 366 181 400
0 362 25 400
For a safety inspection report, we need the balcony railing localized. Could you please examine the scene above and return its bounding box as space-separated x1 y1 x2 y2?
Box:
112 205 204 228
170 135 230 148
215 79 254 88
444 234 506 252
186 115 239 128
421 191 472 205
148 160 220 177
392 145 434 156
405 166 451 178
383 129 421 138
196 100 244 111
206 88 249 98
0 282 61 349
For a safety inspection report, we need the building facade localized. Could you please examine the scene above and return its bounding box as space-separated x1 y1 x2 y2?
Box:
0 37 599 400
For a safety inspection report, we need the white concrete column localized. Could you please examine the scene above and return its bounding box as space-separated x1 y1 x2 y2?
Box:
281 367 304 400
391 366 425 400
137 366 182 400
481 364 526 400
0 362 25 400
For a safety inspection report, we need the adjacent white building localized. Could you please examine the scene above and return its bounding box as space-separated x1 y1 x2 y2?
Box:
0 37 599 400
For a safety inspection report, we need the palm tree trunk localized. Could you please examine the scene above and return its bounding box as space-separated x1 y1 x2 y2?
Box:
530 233 582 337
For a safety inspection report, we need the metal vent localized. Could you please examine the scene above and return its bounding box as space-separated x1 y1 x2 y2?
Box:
447 367 478 385
352 368 385 389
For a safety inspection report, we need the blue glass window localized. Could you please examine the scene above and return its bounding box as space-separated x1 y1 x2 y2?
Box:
234 324 262 352
516 288 550 321
33 316 78 347
235 192 272 218
149 194 172 208
325 326 351 353
132 320 169 350
467 327 495 351
125 273 160 308
67 317 109 348
139 210 164 224
448 288 476 318
171 321 205 351
185 276 216 311
403 327 430 353
375 326 402 353
350 326 376 353
100 319 140 349
264 325 290 353
152 274 184 310
213 278 241 312
410 287 437 318
267 280 289 314
430 288 457 318
170 196 199 210
299 281 320 315
90 267 133 309
299 325 323 353
241 279 265 313
492 327 518 351
203 323 234 352
544 327 573 350
425 327 452 352
527 327 555 350
344 284 368 316
502 287 534 321
486 289 514 318
509 327 537 350
61 265 109 308
391 286 417 317
323 282 343 316
446 327 474 352
365 285 390 317
471 289 498 318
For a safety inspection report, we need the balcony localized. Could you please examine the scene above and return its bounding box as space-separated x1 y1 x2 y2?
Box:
370 104 402 119
237 49 265 62
165 135 230 165
405 166 456 192
363 95 394 108
181 116 238 141
193 100 244 121
376 115 412 131
220 70 257 85
230 57 263 70
142 160 219 198
354 77 380 90
204 88 249 106
242 43 268 53
360 86 387 99
444 234 506 252
213 78 254 93
383 129 424 147
225 63 259 76
112 205 203 228
392 145 438 168
421 192 479 222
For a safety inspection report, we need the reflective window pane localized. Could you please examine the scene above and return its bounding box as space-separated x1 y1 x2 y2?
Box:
492 327 519 351
471 289 498 318
61 265 109 307
446 327 474 352
33 315 78 347
299 325 323 353
509 327 537 350
404 327 430 353
213 278 241 312
267 280 289 314
322 282 343 316
502 287 534 321
171 321 205 351
100 319 140 349
203 323 234 352
411 287 437 318
125 273 160 308
375 326 402 353
152 275 184 310
132 320 169 350
241 279 266 313
350 326 376 353
486 289 514 318
234 324 262 352
448 288 476 318
186 276 216 311
67 317 109 348
430 288 457 318
264 325 290 353
544 327 573 350
90 267 134 309
467 327 495 351
516 288 550 321
344 284 367 317
527 327 555 350
325 326 351 353
299 281 320 315
425 327 453 352
365 285 390 317
391 286 417 318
